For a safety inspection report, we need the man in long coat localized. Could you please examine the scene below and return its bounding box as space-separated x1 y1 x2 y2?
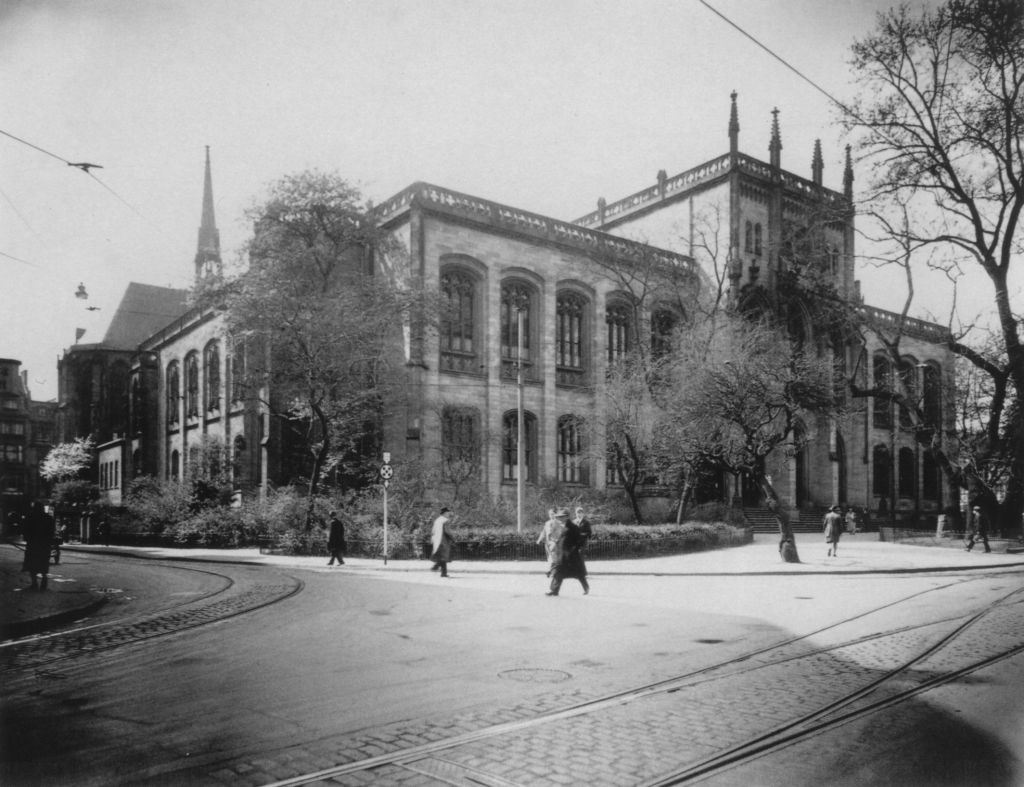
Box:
546 509 589 596
430 507 454 577
22 502 55 591
327 511 346 566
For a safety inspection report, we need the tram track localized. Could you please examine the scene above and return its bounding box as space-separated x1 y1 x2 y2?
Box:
251 571 1024 787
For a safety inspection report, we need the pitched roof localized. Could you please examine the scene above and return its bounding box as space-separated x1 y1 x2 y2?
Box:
101 282 190 350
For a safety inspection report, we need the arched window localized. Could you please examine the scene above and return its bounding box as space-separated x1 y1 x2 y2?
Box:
556 291 587 386
166 361 180 427
606 301 632 365
132 448 142 477
557 415 587 485
744 221 753 252
898 358 917 429
922 449 941 501
923 363 942 427
501 280 536 380
230 338 247 403
754 223 763 255
130 376 144 434
651 308 679 359
185 352 199 418
441 406 480 481
441 269 479 374
232 434 248 486
898 446 916 498
204 341 221 413
502 410 536 482
873 354 892 429
872 444 890 497
170 449 180 480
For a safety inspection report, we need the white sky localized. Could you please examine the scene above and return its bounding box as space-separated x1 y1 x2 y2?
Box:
1 0 958 401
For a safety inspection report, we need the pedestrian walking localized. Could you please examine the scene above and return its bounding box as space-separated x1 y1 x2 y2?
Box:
965 505 991 552
844 506 858 535
430 506 454 577
823 504 843 558
536 508 563 577
22 501 55 591
574 505 593 574
327 511 346 566
546 508 589 596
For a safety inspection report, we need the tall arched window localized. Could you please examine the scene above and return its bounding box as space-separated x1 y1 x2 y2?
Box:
744 221 753 252
556 291 586 386
898 358 917 429
922 449 941 501
185 352 199 418
131 376 144 434
899 446 916 498
606 301 632 365
170 449 180 480
204 341 221 413
651 308 679 359
441 269 479 374
873 354 892 429
231 338 246 403
557 415 587 485
441 406 480 481
166 361 180 427
754 223 763 255
501 281 535 380
872 444 890 498
923 363 942 427
502 410 536 482
233 434 248 485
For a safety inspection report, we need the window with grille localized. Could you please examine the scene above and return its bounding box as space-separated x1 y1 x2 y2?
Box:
502 410 536 482
556 292 586 386
441 270 479 374
557 415 587 484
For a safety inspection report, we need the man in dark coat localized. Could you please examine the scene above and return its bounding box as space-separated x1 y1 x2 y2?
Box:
327 511 346 566
22 502 56 591
546 509 589 596
965 505 991 552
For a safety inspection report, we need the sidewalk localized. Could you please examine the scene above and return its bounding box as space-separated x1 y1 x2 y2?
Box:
4 533 1024 640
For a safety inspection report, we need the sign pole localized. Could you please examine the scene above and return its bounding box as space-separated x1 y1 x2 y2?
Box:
380 452 393 566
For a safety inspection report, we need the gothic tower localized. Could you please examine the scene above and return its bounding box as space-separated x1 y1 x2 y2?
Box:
194 146 222 283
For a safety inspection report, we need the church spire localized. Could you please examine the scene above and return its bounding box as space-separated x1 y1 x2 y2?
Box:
728 91 739 156
811 139 823 185
843 144 854 198
195 146 221 283
769 108 782 169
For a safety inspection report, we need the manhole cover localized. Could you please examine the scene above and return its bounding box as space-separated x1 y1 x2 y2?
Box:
498 668 571 683
694 638 724 644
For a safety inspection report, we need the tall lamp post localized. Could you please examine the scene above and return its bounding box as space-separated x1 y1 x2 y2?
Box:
516 305 525 534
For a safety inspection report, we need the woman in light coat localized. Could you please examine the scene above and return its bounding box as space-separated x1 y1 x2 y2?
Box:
536 509 563 577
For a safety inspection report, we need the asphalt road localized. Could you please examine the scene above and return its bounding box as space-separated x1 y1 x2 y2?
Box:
3 553 1024 786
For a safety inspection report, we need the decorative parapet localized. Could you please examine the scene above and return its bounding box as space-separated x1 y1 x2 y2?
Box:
572 152 850 230
575 154 732 227
859 304 950 344
375 182 698 276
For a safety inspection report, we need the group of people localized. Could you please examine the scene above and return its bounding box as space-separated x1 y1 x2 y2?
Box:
537 506 592 596
426 504 593 595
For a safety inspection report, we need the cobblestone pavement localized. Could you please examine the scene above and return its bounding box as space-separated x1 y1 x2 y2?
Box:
170 577 1024 787
1 565 301 676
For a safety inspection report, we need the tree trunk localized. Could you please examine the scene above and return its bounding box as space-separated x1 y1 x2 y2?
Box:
757 475 799 563
305 403 330 530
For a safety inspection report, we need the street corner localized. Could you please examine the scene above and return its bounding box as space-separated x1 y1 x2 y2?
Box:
0 569 107 640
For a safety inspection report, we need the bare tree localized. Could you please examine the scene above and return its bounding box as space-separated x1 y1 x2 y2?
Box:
199 171 422 527
847 0 1024 529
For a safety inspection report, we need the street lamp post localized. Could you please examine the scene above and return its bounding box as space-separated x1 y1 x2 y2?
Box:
516 306 525 535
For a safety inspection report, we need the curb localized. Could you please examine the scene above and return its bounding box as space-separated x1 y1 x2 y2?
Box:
1 594 108 640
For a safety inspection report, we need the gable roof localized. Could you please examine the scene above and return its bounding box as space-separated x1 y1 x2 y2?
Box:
101 282 190 350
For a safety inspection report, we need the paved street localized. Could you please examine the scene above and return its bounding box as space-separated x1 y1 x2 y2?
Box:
2 534 1024 786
